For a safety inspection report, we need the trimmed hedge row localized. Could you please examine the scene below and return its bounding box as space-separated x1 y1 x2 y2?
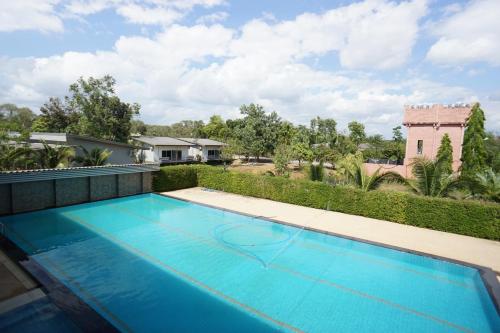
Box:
153 165 500 240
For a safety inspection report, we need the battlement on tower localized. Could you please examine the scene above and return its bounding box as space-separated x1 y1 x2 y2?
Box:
403 103 472 126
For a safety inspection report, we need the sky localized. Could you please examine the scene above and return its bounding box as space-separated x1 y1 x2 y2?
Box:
1 0 499 137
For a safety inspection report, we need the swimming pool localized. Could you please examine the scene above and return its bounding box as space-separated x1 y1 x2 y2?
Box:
1 193 499 332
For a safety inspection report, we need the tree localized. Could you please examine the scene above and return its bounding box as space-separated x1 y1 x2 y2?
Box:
131 120 147 135
220 139 241 171
461 103 487 175
74 147 112 166
68 75 140 142
436 134 453 175
0 104 36 131
484 132 500 173
36 97 80 133
348 121 366 146
236 104 281 161
310 117 337 147
36 142 75 169
410 157 460 197
274 144 292 176
343 163 405 192
468 168 499 202
392 126 403 143
203 115 230 140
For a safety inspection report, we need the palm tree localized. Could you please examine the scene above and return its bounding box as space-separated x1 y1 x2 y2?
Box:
344 162 405 192
37 141 75 169
409 157 460 197
0 144 33 171
467 168 499 202
75 146 112 166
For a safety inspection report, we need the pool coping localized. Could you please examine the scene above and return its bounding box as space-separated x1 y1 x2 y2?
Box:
158 191 500 314
0 237 120 333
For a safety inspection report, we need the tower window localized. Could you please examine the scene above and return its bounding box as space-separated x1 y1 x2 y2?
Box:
417 140 423 155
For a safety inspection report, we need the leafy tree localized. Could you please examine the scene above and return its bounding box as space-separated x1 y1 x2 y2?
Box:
131 120 147 135
36 97 80 133
220 139 242 171
36 141 75 169
203 115 230 140
236 104 281 161
74 147 112 166
348 121 366 146
484 132 500 173
290 125 312 166
274 144 292 176
0 104 36 131
392 126 404 143
461 103 487 175
410 157 460 197
146 120 205 137
436 134 453 175
68 75 140 142
310 117 337 147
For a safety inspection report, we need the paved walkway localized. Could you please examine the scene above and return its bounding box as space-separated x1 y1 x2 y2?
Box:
163 187 500 274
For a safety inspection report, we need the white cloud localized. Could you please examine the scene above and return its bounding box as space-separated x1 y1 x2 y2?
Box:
0 0 63 32
196 11 229 24
116 4 182 26
2 0 498 136
427 0 500 66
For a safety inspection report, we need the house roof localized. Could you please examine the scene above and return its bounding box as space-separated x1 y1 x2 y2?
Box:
134 136 195 146
30 132 139 149
178 138 226 146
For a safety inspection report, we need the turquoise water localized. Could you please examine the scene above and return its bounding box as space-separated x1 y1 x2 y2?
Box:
1 193 499 333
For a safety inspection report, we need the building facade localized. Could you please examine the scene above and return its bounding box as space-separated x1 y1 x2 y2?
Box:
364 104 472 177
403 104 471 172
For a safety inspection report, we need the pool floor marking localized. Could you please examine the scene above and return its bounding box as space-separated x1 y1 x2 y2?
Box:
271 263 476 333
146 195 477 290
2 224 134 333
68 207 476 333
66 212 304 333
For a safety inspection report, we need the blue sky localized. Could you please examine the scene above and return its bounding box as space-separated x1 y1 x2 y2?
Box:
1 0 499 136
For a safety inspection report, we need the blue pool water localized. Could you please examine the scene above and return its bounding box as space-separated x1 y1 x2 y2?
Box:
1 193 499 332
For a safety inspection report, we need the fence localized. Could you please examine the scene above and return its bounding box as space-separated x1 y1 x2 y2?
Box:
0 163 159 215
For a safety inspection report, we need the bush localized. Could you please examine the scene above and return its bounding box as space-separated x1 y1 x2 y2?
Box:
153 165 500 240
153 165 202 191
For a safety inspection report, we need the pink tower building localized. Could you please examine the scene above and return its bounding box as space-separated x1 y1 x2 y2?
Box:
364 103 472 177
403 104 472 172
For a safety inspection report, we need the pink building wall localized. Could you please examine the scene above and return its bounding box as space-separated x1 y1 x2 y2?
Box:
364 104 472 178
403 104 471 172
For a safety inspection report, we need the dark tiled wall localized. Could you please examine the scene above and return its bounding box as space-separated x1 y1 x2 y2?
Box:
0 172 153 215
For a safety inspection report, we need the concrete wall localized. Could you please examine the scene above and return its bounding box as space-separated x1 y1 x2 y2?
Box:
0 171 153 215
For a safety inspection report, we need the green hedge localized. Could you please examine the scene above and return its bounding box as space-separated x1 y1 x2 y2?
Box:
153 165 200 191
153 165 500 240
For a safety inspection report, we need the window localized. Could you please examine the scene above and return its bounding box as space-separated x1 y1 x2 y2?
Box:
160 150 182 161
208 149 220 159
417 140 423 155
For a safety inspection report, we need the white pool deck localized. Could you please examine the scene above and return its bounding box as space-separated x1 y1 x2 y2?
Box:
162 187 500 275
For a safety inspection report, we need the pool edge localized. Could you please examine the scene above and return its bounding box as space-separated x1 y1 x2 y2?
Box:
157 191 500 315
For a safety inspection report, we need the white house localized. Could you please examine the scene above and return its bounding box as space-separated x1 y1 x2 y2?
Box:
133 136 226 164
133 136 195 164
178 138 226 162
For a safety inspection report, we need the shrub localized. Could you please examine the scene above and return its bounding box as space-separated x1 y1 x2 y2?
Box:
153 165 500 240
153 165 202 191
